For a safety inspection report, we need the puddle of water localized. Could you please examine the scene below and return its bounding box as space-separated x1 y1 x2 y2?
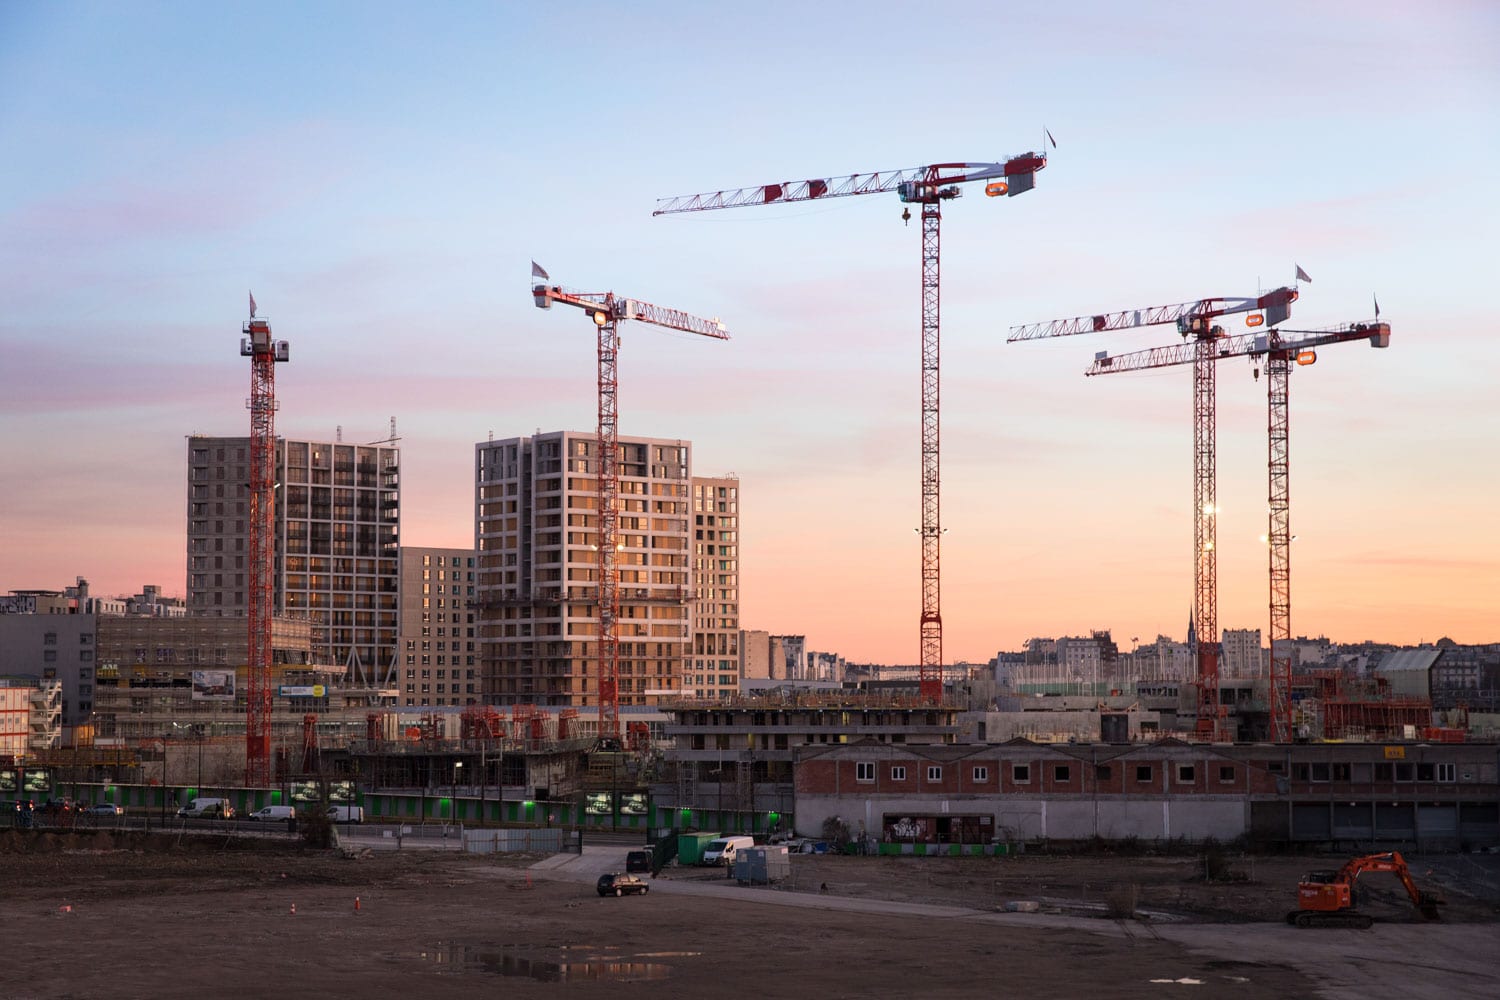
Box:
404 943 671 982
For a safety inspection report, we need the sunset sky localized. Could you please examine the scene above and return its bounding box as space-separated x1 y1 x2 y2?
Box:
3 1 1496 663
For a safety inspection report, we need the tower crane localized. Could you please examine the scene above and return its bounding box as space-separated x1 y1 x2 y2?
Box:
1088 319 1390 742
1009 287 1298 737
240 295 289 786
531 266 729 744
655 148 1048 703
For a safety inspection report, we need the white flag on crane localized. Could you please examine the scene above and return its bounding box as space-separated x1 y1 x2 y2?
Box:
1295 264 1311 283
531 260 549 282
249 291 257 318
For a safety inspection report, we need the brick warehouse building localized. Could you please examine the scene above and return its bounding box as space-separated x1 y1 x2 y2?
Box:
790 738 1500 850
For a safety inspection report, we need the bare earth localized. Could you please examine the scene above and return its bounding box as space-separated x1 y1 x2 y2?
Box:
3 830 1496 1000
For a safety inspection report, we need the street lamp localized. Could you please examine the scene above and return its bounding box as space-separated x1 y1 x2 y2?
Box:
453 761 463 823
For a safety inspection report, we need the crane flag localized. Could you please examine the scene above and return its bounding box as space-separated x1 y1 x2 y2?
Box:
1045 128 1057 149
531 260 549 282
1295 264 1311 284
249 291 257 318
1374 294 1380 319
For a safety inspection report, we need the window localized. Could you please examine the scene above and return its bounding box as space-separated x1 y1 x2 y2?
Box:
1309 763 1330 782
1332 762 1351 781
855 762 875 783
1374 762 1394 781
1176 764 1195 784
1395 763 1414 782
1054 765 1071 783
1135 765 1153 782
1218 765 1235 783
1012 764 1030 783
44 632 57 646
972 766 989 782
1436 763 1456 782
1416 763 1434 782
891 765 906 781
926 766 942 782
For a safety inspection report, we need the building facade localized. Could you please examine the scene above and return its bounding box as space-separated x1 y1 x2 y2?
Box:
397 546 478 706
474 431 693 708
0 598 96 726
185 435 400 686
1221 628 1265 677
688 476 740 700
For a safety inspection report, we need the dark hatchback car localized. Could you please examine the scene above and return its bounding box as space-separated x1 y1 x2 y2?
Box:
597 872 650 897
625 849 653 874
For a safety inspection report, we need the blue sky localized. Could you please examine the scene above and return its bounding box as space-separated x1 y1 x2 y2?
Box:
3 1 1497 660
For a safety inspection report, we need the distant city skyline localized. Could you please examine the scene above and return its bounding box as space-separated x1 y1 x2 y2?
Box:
4 2 1497 661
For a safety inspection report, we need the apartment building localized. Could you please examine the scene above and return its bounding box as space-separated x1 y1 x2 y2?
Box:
1222 627 1266 677
474 431 693 708
0 593 96 726
397 546 478 706
688 476 740 700
185 435 400 687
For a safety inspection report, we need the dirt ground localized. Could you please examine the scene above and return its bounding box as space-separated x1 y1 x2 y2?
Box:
2 830 1494 999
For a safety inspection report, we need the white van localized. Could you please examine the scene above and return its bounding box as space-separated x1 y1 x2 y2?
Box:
330 805 364 824
177 797 234 819
702 835 754 866
250 805 296 822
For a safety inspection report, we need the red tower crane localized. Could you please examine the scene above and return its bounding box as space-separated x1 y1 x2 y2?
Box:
240 297 289 786
655 148 1048 703
531 267 729 744
1087 320 1390 741
1009 287 1298 737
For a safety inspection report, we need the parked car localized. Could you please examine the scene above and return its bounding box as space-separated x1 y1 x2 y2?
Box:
88 803 124 816
625 849 654 874
329 805 364 824
597 872 650 897
177 798 234 819
249 805 296 822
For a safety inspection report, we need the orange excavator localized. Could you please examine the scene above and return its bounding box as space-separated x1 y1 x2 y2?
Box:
1288 852 1444 928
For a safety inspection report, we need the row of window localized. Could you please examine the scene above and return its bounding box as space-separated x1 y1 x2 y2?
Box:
854 762 1236 785
1295 761 1459 783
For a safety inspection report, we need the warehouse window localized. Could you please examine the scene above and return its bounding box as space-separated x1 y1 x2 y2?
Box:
1176 764 1195 784
1054 764 1071 783
1135 765 1153 783
1012 764 1030 784
926 766 942 782
972 766 989 783
855 762 875 783
890 766 906 781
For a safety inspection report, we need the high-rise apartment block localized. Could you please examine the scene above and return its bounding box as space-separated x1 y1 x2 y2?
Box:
1221 628 1266 678
397 546 478 706
689 476 739 700
185 436 400 686
475 431 707 708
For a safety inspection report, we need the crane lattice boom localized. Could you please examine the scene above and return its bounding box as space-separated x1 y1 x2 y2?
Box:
533 284 730 340
1087 321 1390 375
1009 288 1298 341
653 154 1046 216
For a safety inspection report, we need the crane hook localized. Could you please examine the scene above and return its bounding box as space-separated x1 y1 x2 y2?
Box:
901 206 910 227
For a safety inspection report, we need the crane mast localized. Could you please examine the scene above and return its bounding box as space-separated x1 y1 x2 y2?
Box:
658 149 1046 703
1088 320 1390 741
1011 286 1297 737
240 305 289 786
532 274 729 742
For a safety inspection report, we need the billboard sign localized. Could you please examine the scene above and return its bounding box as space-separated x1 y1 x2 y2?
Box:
584 792 613 815
191 670 236 701
0 769 17 793
22 769 52 794
328 780 356 803
619 792 647 816
278 685 327 698
290 780 321 802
